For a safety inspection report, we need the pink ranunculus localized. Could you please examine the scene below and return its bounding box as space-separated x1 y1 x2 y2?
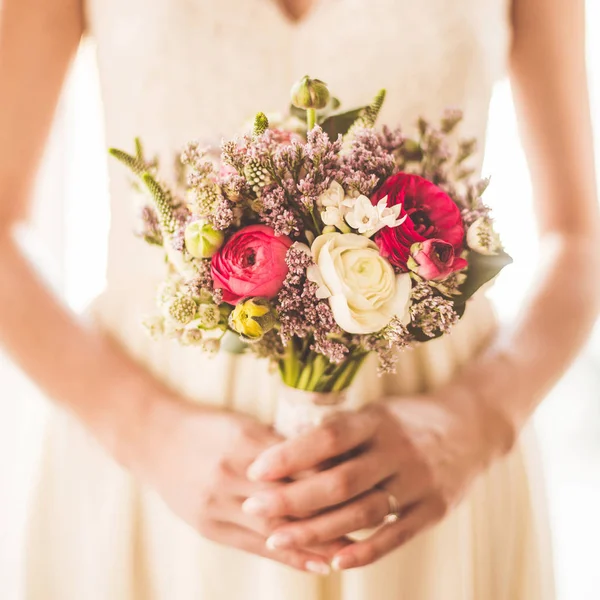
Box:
409 239 468 281
372 173 465 271
211 225 292 304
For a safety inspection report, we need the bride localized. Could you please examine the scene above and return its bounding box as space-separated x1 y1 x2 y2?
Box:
0 0 597 598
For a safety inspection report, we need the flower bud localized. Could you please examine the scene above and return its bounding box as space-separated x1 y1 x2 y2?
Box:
181 327 204 346
290 76 330 110
408 240 467 281
196 303 221 329
167 296 197 325
184 220 224 259
229 298 275 342
466 217 501 256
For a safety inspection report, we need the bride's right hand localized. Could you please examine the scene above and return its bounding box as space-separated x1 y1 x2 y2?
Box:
130 397 338 574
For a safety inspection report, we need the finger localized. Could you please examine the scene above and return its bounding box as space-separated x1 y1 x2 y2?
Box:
222 465 285 499
215 497 289 538
227 422 284 474
247 410 379 481
330 501 435 570
208 521 333 575
243 450 394 518
310 538 354 560
265 489 391 548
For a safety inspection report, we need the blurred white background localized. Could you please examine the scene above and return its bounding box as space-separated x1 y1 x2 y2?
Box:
1 3 600 598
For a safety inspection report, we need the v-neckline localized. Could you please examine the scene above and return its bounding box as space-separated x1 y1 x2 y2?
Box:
272 0 323 26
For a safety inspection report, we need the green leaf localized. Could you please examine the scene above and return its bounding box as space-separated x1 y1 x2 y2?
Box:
319 90 387 139
320 106 366 138
289 96 343 124
455 250 513 305
407 326 441 343
221 331 249 354
290 104 306 121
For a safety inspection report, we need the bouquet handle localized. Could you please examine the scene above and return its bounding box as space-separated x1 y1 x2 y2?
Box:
274 384 375 541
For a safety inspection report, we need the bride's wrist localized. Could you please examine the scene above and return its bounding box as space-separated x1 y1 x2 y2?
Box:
443 343 530 463
444 378 519 463
98 370 184 471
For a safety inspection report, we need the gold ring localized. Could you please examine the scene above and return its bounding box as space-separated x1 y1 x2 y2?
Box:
383 493 402 525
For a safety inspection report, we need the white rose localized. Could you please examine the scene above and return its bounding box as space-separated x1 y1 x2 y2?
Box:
307 232 412 334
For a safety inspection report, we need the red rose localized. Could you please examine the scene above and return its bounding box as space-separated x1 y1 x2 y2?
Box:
409 239 468 281
211 225 292 304
372 173 464 270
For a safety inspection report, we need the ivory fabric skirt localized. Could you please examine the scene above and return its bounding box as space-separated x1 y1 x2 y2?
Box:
22 291 555 599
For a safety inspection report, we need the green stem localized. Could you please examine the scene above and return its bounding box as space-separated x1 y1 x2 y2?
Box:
332 354 368 393
280 340 300 387
307 108 316 131
307 354 328 390
309 210 322 236
296 363 313 390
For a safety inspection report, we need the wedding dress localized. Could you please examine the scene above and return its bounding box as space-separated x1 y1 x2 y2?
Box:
21 0 555 598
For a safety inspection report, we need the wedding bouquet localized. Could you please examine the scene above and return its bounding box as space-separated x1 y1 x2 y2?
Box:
110 76 511 436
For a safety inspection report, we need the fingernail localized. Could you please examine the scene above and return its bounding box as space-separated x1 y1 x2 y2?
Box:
305 561 331 576
266 532 295 550
241 496 270 516
332 555 355 571
246 457 271 481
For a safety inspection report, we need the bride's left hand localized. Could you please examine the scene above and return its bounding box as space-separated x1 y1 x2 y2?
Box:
242 389 514 570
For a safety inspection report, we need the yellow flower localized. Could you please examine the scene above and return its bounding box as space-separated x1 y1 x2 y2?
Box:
229 298 274 341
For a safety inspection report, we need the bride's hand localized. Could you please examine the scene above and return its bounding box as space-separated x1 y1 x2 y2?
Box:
132 398 344 574
242 389 514 569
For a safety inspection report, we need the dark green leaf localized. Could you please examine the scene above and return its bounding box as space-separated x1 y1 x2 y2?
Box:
408 326 444 343
289 96 344 124
455 250 513 305
320 106 367 138
290 104 307 120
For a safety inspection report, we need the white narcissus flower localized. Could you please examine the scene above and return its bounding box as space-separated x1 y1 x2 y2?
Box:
344 194 406 237
307 232 412 334
466 217 501 255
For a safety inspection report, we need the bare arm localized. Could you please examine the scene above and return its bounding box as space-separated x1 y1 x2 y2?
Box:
0 0 338 573
455 0 600 444
0 0 166 460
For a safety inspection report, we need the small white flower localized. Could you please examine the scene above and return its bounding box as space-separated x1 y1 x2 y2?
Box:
344 195 406 237
318 181 350 232
308 232 412 334
318 181 345 209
